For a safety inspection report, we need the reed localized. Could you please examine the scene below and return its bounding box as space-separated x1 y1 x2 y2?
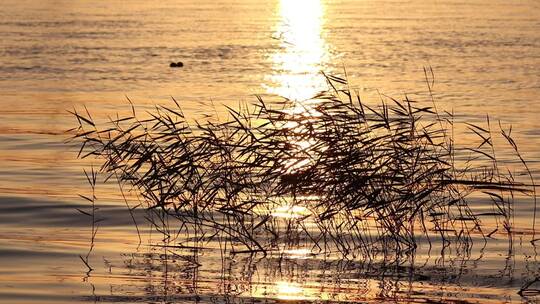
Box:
69 74 535 261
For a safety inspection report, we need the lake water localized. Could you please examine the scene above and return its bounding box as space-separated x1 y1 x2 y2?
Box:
1 0 540 303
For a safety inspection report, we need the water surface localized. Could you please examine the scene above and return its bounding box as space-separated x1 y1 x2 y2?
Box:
1 0 540 303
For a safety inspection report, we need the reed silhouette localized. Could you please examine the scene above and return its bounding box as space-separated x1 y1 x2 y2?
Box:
69 73 537 264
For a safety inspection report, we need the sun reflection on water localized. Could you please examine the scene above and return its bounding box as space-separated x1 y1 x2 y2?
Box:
266 0 329 101
271 204 310 219
282 248 314 259
265 0 330 251
275 281 306 300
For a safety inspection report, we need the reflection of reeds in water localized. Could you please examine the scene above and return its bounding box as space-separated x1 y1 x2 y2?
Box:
69 74 536 264
79 241 540 303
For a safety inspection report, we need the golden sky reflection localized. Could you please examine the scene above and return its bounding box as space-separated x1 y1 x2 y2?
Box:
265 0 330 101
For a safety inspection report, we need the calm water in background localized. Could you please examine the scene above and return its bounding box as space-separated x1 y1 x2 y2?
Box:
1 0 540 303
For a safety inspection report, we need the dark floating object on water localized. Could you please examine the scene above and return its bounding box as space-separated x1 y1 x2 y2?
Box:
170 61 184 68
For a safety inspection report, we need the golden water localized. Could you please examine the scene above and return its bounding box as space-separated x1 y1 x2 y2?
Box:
0 0 539 302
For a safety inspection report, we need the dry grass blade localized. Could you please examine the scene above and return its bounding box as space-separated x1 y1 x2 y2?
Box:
69 74 537 262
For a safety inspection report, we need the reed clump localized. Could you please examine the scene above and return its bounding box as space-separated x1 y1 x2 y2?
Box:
70 74 535 259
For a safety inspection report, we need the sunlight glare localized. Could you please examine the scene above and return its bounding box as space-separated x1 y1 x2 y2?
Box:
282 248 313 259
271 204 311 219
266 0 329 101
275 281 305 300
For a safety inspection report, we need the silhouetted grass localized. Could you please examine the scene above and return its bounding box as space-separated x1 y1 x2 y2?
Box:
69 74 536 261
